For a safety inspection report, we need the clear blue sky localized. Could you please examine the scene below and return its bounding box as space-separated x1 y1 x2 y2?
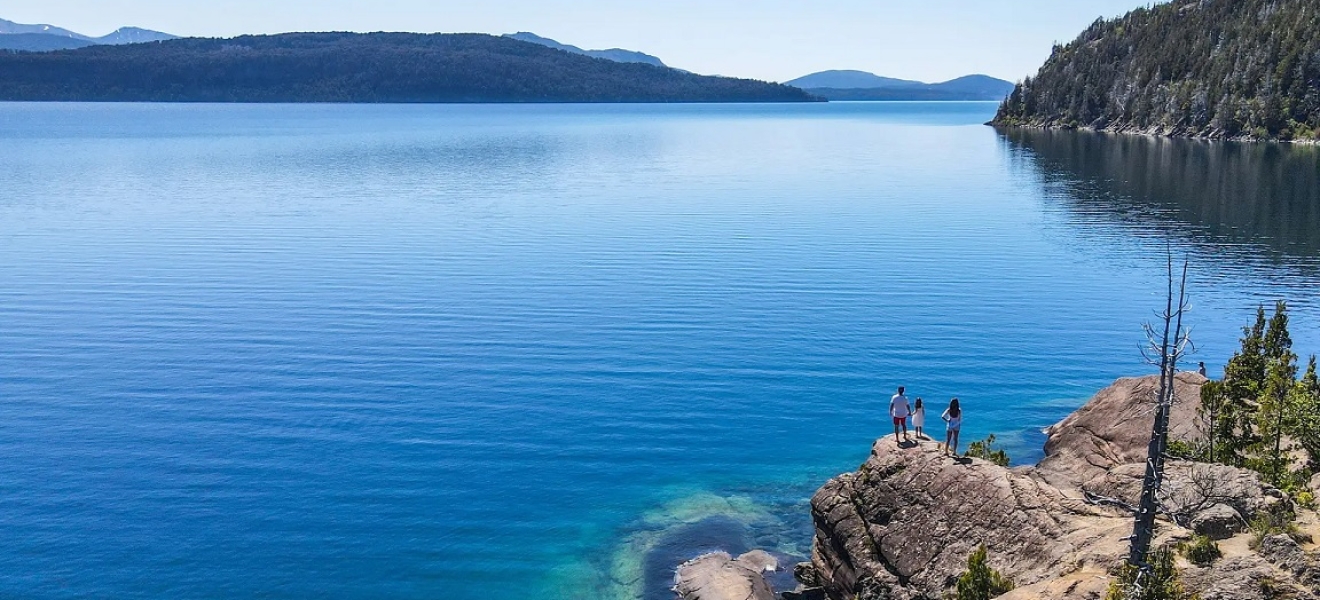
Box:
5 0 1154 82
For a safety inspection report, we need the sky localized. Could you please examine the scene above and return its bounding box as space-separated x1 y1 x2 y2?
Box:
4 1 1156 83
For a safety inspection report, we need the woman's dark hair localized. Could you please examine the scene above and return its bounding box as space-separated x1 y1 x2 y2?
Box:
949 397 961 418
914 397 923 410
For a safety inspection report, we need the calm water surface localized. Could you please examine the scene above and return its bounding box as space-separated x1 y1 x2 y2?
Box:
1 102 1318 599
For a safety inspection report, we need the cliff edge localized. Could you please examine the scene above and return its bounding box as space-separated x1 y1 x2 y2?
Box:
795 373 1319 600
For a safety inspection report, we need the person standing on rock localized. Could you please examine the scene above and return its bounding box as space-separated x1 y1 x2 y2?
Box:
1198 362 1207 377
911 398 926 440
941 398 962 456
890 386 911 444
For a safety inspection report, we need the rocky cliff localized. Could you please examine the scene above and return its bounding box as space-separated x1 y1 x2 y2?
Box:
677 372 1319 600
795 372 1319 600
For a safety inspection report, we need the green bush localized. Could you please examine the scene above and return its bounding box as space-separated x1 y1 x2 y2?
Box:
966 435 1010 467
1249 510 1301 549
1166 439 1199 460
1104 548 1199 600
954 544 1015 600
1179 535 1222 566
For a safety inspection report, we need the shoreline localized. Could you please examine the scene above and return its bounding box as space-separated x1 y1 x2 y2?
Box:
987 121 1320 146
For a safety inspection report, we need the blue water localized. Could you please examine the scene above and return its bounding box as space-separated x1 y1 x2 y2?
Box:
1 102 1318 599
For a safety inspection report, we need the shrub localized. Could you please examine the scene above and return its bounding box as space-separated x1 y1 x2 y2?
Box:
1104 548 1199 600
1166 439 1199 460
954 544 1015 600
1180 535 1222 566
966 435 1010 467
1249 510 1300 549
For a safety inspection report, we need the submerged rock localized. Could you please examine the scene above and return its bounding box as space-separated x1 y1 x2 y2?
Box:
673 551 777 600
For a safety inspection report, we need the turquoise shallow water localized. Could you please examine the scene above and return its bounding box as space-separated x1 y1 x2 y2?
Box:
1 102 1319 599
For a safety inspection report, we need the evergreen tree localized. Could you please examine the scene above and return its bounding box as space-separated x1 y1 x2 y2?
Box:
955 544 1015 600
1252 302 1299 488
1218 306 1268 465
1291 356 1320 474
1104 548 1199 600
1197 380 1230 463
992 0 1320 141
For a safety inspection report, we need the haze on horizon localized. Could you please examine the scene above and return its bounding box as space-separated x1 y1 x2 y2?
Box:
6 0 1154 83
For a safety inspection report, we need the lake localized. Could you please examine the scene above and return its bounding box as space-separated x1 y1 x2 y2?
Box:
1 102 1318 599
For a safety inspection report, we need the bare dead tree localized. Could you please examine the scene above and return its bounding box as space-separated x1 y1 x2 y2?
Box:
1156 463 1242 529
1125 251 1193 594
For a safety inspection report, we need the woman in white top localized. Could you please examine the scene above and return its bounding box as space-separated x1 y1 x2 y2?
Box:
911 397 926 440
941 397 962 457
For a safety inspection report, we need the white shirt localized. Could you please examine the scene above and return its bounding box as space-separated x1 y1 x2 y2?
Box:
890 394 911 418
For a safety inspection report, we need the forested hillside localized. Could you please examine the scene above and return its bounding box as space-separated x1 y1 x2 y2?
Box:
0 32 816 103
992 0 1320 141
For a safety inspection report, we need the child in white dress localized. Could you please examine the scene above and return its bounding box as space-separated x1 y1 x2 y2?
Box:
911 397 926 440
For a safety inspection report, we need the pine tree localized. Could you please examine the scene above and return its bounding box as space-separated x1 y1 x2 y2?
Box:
955 544 1015 600
1219 306 1268 465
1198 380 1229 463
1253 302 1299 487
1105 548 1199 600
1291 356 1320 474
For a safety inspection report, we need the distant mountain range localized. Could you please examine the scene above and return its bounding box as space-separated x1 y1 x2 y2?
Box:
0 17 1007 104
0 18 176 51
502 32 666 68
786 70 1015 101
0 32 817 103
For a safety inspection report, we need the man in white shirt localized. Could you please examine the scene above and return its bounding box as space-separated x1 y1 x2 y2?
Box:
890 386 911 444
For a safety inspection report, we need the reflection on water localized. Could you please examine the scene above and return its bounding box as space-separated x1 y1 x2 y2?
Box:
998 127 1320 258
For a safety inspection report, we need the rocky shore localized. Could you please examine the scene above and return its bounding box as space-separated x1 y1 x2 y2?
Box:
988 122 1320 145
674 373 1320 600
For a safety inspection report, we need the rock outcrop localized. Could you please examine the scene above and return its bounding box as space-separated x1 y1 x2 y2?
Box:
1036 372 1206 490
800 373 1319 600
674 551 778 600
809 440 1131 600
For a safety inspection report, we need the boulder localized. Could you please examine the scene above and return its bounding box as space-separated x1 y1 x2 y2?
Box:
1258 534 1312 579
793 562 822 588
1190 504 1245 540
674 551 777 600
1182 554 1319 600
1036 372 1206 490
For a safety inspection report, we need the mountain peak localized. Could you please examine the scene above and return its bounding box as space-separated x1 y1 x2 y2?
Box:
0 17 90 40
785 69 1015 101
0 18 178 51
502 32 666 68
784 70 925 89
96 26 177 45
